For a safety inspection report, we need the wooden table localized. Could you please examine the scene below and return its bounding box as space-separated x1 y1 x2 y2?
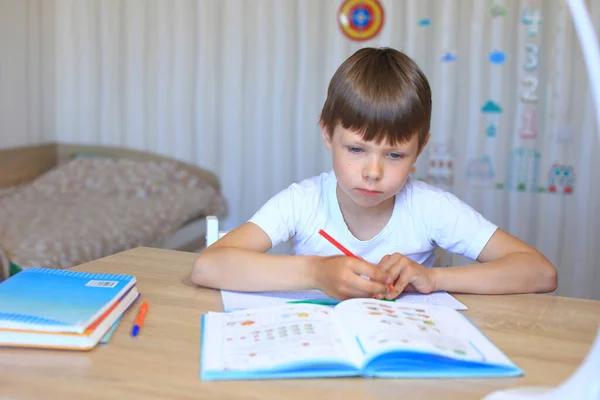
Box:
1 247 599 400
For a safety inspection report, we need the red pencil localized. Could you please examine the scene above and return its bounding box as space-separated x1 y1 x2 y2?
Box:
318 229 394 291
318 229 360 259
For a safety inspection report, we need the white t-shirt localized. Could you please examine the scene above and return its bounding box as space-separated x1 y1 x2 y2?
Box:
248 171 498 267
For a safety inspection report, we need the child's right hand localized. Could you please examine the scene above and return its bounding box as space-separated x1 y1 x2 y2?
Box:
311 256 390 300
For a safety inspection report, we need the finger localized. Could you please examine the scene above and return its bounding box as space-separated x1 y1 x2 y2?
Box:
384 261 405 286
404 283 417 292
333 277 382 299
377 254 393 272
352 260 390 284
323 285 369 301
384 259 415 299
378 253 401 273
347 273 389 296
392 267 417 298
383 263 404 299
339 286 375 300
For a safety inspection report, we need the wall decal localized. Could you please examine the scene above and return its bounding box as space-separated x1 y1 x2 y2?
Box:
548 163 575 195
338 0 385 42
506 148 541 192
524 43 540 71
425 144 454 187
467 156 495 186
520 76 539 103
441 51 457 63
418 18 431 27
490 4 507 17
518 109 538 139
481 101 502 139
489 50 506 65
481 101 502 114
521 6 542 37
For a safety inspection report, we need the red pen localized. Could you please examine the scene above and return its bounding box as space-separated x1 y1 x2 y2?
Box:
318 229 394 291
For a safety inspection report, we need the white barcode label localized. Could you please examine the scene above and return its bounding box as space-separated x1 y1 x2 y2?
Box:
86 280 118 288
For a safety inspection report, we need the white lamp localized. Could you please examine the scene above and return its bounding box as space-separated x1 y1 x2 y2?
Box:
484 0 600 399
483 326 600 399
568 0 600 138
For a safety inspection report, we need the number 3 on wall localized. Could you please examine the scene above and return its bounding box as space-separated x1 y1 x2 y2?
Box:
520 76 539 103
524 43 539 71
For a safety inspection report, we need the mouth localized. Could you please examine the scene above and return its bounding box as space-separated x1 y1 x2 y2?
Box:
356 188 382 197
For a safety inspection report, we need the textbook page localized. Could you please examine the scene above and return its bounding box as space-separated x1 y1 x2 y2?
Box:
201 304 363 374
332 299 514 368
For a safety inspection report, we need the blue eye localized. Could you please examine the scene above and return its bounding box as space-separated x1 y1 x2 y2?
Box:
348 146 363 154
389 153 404 160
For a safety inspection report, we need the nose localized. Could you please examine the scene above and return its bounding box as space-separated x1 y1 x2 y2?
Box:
363 156 383 181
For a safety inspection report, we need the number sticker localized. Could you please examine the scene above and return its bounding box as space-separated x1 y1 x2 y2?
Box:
524 44 539 71
520 76 539 103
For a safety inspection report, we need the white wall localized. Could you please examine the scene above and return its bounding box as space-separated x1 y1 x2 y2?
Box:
0 0 54 148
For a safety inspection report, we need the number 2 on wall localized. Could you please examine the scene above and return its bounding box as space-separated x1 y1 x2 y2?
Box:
520 76 538 103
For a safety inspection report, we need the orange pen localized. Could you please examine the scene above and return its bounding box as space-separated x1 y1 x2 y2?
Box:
131 301 148 337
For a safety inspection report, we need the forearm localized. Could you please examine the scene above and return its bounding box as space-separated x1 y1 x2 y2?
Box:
433 252 558 294
191 247 319 291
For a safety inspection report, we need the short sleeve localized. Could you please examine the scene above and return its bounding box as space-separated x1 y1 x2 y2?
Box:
247 184 306 248
428 192 498 260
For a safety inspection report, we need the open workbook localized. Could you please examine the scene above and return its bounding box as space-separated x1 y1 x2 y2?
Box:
200 298 522 380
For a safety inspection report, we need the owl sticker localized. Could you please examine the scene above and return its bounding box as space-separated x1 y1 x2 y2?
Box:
548 163 575 195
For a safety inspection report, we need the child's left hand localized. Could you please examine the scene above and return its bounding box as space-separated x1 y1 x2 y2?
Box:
377 253 436 299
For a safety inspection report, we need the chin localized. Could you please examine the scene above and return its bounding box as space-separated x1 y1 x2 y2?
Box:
351 194 390 208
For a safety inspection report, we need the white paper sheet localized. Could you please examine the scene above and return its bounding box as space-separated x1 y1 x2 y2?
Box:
220 290 467 312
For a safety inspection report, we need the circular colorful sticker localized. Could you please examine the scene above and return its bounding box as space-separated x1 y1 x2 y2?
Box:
338 0 385 42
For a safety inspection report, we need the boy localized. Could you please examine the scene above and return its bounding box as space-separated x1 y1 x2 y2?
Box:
191 47 557 300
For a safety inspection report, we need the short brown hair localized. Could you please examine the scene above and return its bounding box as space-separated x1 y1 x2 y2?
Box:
320 47 432 149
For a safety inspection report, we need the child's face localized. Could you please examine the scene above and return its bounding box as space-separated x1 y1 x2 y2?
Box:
322 124 427 209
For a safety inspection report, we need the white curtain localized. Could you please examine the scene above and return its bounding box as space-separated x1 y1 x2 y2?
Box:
0 0 54 147
3 0 599 300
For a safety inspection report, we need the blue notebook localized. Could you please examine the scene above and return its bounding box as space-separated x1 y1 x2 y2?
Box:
100 315 123 344
200 298 523 380
0 268 136 334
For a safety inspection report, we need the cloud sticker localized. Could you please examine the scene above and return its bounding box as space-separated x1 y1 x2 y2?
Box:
418 18 431 27
441 52 457 62
489 51 506 64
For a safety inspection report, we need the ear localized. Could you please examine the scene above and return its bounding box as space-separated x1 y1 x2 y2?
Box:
320 119 333 151
415 132 431 160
